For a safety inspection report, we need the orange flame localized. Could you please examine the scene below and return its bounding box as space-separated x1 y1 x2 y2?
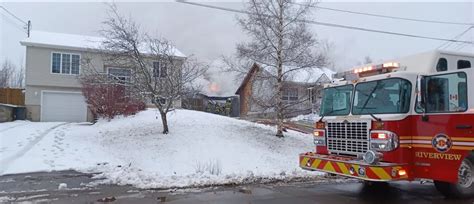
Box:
209 82 220 93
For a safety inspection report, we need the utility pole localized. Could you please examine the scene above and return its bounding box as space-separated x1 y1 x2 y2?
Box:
27 20 31 37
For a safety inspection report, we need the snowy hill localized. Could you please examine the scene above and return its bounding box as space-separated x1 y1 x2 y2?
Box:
0 109 320 188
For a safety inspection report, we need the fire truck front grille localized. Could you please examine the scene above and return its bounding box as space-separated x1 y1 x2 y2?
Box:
326 121 370 156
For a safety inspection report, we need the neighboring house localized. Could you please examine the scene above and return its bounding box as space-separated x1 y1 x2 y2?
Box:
20 31 185 122
235 63 333 118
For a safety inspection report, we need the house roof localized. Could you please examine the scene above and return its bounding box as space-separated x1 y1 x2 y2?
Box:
235 63 260 94
235 63 335 94
20 30 186 58
259 64 335 84
197 93 235 101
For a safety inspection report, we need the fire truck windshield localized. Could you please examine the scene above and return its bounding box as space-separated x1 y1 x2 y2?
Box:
352 78 412 115
320 84 353 116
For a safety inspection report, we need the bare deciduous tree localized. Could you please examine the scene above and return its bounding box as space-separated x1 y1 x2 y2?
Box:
0 60 14 88
86 4 206 134
13 66 25 88
0 59 24 88
233 0 327 137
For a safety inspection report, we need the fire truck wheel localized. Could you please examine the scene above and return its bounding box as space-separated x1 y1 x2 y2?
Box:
434 157 474 198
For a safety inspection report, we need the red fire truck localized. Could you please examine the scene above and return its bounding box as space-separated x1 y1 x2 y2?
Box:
299 50 474 198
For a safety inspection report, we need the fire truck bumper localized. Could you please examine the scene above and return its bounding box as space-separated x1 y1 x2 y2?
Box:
299 152 410 182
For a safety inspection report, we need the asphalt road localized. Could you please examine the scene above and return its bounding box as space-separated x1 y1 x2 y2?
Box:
1 171 474 204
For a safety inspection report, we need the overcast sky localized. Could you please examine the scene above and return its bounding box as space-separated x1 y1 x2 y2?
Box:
1 1 473 73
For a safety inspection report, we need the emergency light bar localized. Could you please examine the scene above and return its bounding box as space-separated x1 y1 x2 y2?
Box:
352 62 400 75
383 62 400 68
353 66 373 74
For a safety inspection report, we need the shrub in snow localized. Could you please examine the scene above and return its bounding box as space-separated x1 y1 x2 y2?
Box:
81 80 146 120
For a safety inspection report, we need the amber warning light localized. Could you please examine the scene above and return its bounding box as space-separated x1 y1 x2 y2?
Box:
315 122 325 129
398 169 407 176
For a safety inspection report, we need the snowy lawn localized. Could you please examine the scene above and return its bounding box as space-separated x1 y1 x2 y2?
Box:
0 109 321 188
290 113 320 122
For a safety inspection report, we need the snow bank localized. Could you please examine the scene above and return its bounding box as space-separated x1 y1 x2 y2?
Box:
0 109 321 188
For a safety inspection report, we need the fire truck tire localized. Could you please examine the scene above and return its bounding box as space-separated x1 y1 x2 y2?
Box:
434 156 474 198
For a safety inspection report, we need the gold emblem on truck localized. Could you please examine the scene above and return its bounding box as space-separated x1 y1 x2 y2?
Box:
415 152 461 161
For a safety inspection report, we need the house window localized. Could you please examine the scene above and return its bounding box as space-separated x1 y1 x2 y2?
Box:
71 55 80 74
51 52 80 75
108 67 132 83
52 53 61 73
457 60 471 69
152 96 167 105
153 62 160 77
310 88 319 104
282 88 298 101
161 65 167 77
61 54 70 74
159 98 166 105
153 61 167 78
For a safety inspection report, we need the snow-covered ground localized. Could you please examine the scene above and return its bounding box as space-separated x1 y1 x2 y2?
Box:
290 113 320 122
0 109 321 188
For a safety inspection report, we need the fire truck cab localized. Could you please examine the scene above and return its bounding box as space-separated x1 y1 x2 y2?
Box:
299 50 474 198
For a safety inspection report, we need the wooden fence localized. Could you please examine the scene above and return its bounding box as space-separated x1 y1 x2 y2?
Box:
0 88 25 106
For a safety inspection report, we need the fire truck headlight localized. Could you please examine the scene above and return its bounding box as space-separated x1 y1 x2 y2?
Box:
313 137 326 146
369 130 399 152
371 143 386 150
313 129 326 146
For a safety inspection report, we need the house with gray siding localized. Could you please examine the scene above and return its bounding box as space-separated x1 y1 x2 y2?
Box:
20 31 185 122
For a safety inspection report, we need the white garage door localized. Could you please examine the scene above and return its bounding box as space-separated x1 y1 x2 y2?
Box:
42 92 88 122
